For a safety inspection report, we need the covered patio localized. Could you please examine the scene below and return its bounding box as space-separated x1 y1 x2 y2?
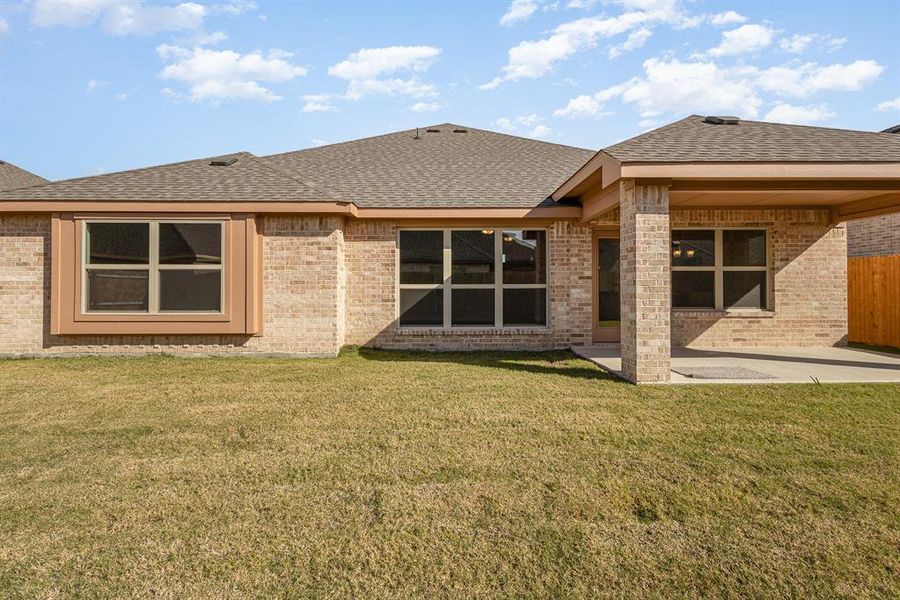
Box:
553 116 900 383
574 345 900 384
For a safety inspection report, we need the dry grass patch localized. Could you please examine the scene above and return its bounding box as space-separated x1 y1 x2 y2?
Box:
0 349 898 597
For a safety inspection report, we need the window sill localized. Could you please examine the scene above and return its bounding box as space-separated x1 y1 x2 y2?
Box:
397 326 551 335
672 309 775 318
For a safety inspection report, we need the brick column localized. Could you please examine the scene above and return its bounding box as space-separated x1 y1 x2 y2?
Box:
619 180 671 383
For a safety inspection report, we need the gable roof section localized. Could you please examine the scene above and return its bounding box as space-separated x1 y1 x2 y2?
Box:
261 123 595 208
0 152 336 202
603 115 900 163
0 161 48 191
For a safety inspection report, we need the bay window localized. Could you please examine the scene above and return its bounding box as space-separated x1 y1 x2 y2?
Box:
84 220 224 314
671 228 769 310
398 228 548 328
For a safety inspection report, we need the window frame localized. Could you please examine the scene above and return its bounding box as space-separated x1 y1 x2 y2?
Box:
671 227 771 311
82 219 226 315
396 227 550 329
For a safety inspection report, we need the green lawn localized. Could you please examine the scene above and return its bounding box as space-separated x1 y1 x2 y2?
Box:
1 349 898 598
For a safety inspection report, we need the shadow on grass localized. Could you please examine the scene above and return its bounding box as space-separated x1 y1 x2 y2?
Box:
354 347 621 382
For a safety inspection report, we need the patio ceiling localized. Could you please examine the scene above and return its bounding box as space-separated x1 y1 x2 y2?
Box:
557 155 900 224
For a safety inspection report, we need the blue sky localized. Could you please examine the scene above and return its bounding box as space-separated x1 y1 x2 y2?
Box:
1 0 898 180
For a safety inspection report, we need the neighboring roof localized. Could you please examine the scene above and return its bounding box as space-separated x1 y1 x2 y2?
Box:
261 123 595 208
603 115 900 163
0 152 337 202
0 160 48 191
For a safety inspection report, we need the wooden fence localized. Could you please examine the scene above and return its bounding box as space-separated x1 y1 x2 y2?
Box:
848 255 900 348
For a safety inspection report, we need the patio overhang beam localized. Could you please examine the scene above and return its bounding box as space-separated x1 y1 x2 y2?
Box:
831 192 900 222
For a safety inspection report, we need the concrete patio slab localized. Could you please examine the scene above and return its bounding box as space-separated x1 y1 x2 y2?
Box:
573 345 900 384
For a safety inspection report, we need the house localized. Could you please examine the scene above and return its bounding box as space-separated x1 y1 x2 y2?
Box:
1 116 898 383
0 160 47 192
846 125 900 258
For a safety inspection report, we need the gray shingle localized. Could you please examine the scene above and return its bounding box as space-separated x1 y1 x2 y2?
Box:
0 152 336 202
604 115 900 163
0 161 48 192
260 124 595 208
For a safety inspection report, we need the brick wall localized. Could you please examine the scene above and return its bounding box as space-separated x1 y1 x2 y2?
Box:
0 215 47 354
847 213 900 257
343 219 593 350
619 182 671 383
0 215 347 356
1 209 848 356
668 208 847 348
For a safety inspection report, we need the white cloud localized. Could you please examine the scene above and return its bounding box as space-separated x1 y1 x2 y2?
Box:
757 60 884 98
327 46 441 101
192 30 228 46
779 34 814 54
301 94 337 112
763 103 836 124
211 1 258 16
608 27 652 58
481 3 691 89
709 11 746 26
494 117 516 132
0 17 9 36
32 0 208 35
492 114 552 138
500 0 539 26
158 46 308 103
779 33 846 54
116 92 129 101
410 101 444 112
556 57 762 119
86 78 106 93
566 0 598 8
554 80 633 117
875 96 900 112
556 54 885 124
311 138 328 146
528 124 552 139
328 46 439 80
707 24 776 57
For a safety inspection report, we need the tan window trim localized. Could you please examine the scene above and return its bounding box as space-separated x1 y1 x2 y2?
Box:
51 212 262 336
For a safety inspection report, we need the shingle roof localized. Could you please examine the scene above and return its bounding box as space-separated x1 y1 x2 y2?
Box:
604 115 900 163
261 123 595 208
0 152 337 202
0 161 48 191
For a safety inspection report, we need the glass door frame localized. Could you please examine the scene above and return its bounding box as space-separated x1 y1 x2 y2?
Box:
592 229 621 343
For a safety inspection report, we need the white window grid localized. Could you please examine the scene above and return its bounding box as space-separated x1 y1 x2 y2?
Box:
396 228 549 329
81 219 226 315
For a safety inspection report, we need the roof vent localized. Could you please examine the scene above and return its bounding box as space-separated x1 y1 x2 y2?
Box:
703 115 740 125
209 155 238 167
452 128 468 133
426 128 440 133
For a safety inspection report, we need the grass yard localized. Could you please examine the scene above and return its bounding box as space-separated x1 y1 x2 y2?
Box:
1 349 898 598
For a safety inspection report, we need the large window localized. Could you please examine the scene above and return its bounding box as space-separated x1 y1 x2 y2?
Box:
84 221 224 314
398 229 548 328
671 228 768 310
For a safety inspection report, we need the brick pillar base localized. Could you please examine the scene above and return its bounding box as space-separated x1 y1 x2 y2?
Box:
620 180 671 383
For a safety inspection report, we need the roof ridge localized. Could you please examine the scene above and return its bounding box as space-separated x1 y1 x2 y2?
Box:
261 122 594 160
602 115 696 158
245 153 345 202
446 123 595 152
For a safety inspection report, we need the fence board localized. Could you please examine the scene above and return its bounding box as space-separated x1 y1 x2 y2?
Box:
848 255 900 348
